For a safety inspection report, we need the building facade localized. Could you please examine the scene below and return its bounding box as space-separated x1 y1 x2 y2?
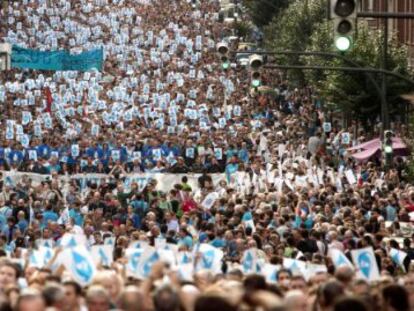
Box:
360 0 414 68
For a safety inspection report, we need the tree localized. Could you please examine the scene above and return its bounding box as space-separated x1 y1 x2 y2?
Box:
262 0 413 124
234 20 254 40
263 0 327 86
305 20 413 125
243 0 290 28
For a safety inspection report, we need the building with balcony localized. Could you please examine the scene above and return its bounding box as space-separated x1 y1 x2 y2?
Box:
360 0 414 68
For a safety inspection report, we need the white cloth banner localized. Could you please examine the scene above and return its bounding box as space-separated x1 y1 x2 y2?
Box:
1 171 227 193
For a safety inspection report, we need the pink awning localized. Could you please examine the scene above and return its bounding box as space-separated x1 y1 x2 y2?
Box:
348 137 407 152
391 137 407 150
351 146 380 161
347 138 379 151
349 136 409 161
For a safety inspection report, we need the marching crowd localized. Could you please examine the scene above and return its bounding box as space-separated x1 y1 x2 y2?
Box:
0 0 414 311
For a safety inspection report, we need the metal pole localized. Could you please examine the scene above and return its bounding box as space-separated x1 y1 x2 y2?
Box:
381 0 389 132
233 50 387 109
235 50 414 120
263 64 414 86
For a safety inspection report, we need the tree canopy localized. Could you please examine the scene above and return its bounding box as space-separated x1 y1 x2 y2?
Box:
258 0 413 124
243 0 290 28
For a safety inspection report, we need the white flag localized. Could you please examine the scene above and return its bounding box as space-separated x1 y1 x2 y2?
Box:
328 249 354 269
58 233 87 247
351 247 380 282
195 244 223 274
29 247 55 268
201 192 219 210
261 263 281 283
283 258 307 276
125 248 144 278
61 245 96 286
390 248 407 268
91 245 114 267
136 246 160 279
57 206 70 225
241 248 260 274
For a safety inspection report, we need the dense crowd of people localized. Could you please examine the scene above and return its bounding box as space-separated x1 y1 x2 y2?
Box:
0 0 414 310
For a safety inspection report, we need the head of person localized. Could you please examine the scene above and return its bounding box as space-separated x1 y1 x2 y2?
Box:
244 290 284 311
15 288 45 311
402 274 414 309
180 284 201 311
117 286 144 311
276 269 292 287
85 286 110 311
0 300 12 311
315 281 345 311
63 281 83 311
352 279 370 296
0 261 20 292
194 294 237 311
334 266 354 286
334 297 369 311
382 285 409 311
153 285 181 311
290 275 307 294
42 282 65 309
284 289 308 311
243 275 267 292
92 270 123 303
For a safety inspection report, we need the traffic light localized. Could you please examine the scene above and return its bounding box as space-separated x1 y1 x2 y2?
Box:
330 0 357 52
249 54 263 88
383 130 394 167
216 42 230 70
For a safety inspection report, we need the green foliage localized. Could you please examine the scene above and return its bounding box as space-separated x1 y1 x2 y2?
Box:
262 0 413 121
263 0 327 86
234 20 253 39
305 20 413 123
243 0 290 28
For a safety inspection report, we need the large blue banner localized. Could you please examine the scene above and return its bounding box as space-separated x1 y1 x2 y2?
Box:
11 45 103 71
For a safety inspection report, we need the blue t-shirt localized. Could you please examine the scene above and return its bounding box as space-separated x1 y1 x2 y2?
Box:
131 200 148 217
86 146 103 159
178 236 193 249
42 211 58 228
69 209 84 227
386 205 397 221
238 149 249 163
8 150 24 164
17 219 28 233
129 213 141 229
37 144 50 159
210 238 226 248
0 214 7 233
294 215 314 229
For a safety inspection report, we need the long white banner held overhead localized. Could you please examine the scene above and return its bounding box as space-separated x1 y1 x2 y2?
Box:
2 167 364 193
2 171 227 192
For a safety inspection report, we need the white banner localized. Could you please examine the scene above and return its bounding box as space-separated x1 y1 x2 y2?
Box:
2 171 227 193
